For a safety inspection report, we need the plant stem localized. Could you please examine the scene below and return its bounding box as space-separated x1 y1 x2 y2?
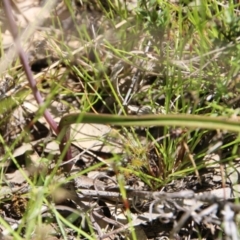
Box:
3 0 73 171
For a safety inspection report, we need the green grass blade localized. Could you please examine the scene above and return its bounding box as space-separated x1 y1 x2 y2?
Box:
60 113 240 133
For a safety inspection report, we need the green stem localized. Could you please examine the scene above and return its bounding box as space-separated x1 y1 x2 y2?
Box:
59 112 240 136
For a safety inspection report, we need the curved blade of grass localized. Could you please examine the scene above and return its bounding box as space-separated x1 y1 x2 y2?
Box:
60 112 240 133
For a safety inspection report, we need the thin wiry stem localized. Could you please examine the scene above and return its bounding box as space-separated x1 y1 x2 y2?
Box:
3 0 73 171
3 0 58 133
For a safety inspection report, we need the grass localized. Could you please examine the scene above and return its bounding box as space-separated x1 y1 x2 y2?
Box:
1 0 240 239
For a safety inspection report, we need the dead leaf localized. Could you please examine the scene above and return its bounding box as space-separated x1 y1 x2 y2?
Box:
71 123 123 153
5 169 29 184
